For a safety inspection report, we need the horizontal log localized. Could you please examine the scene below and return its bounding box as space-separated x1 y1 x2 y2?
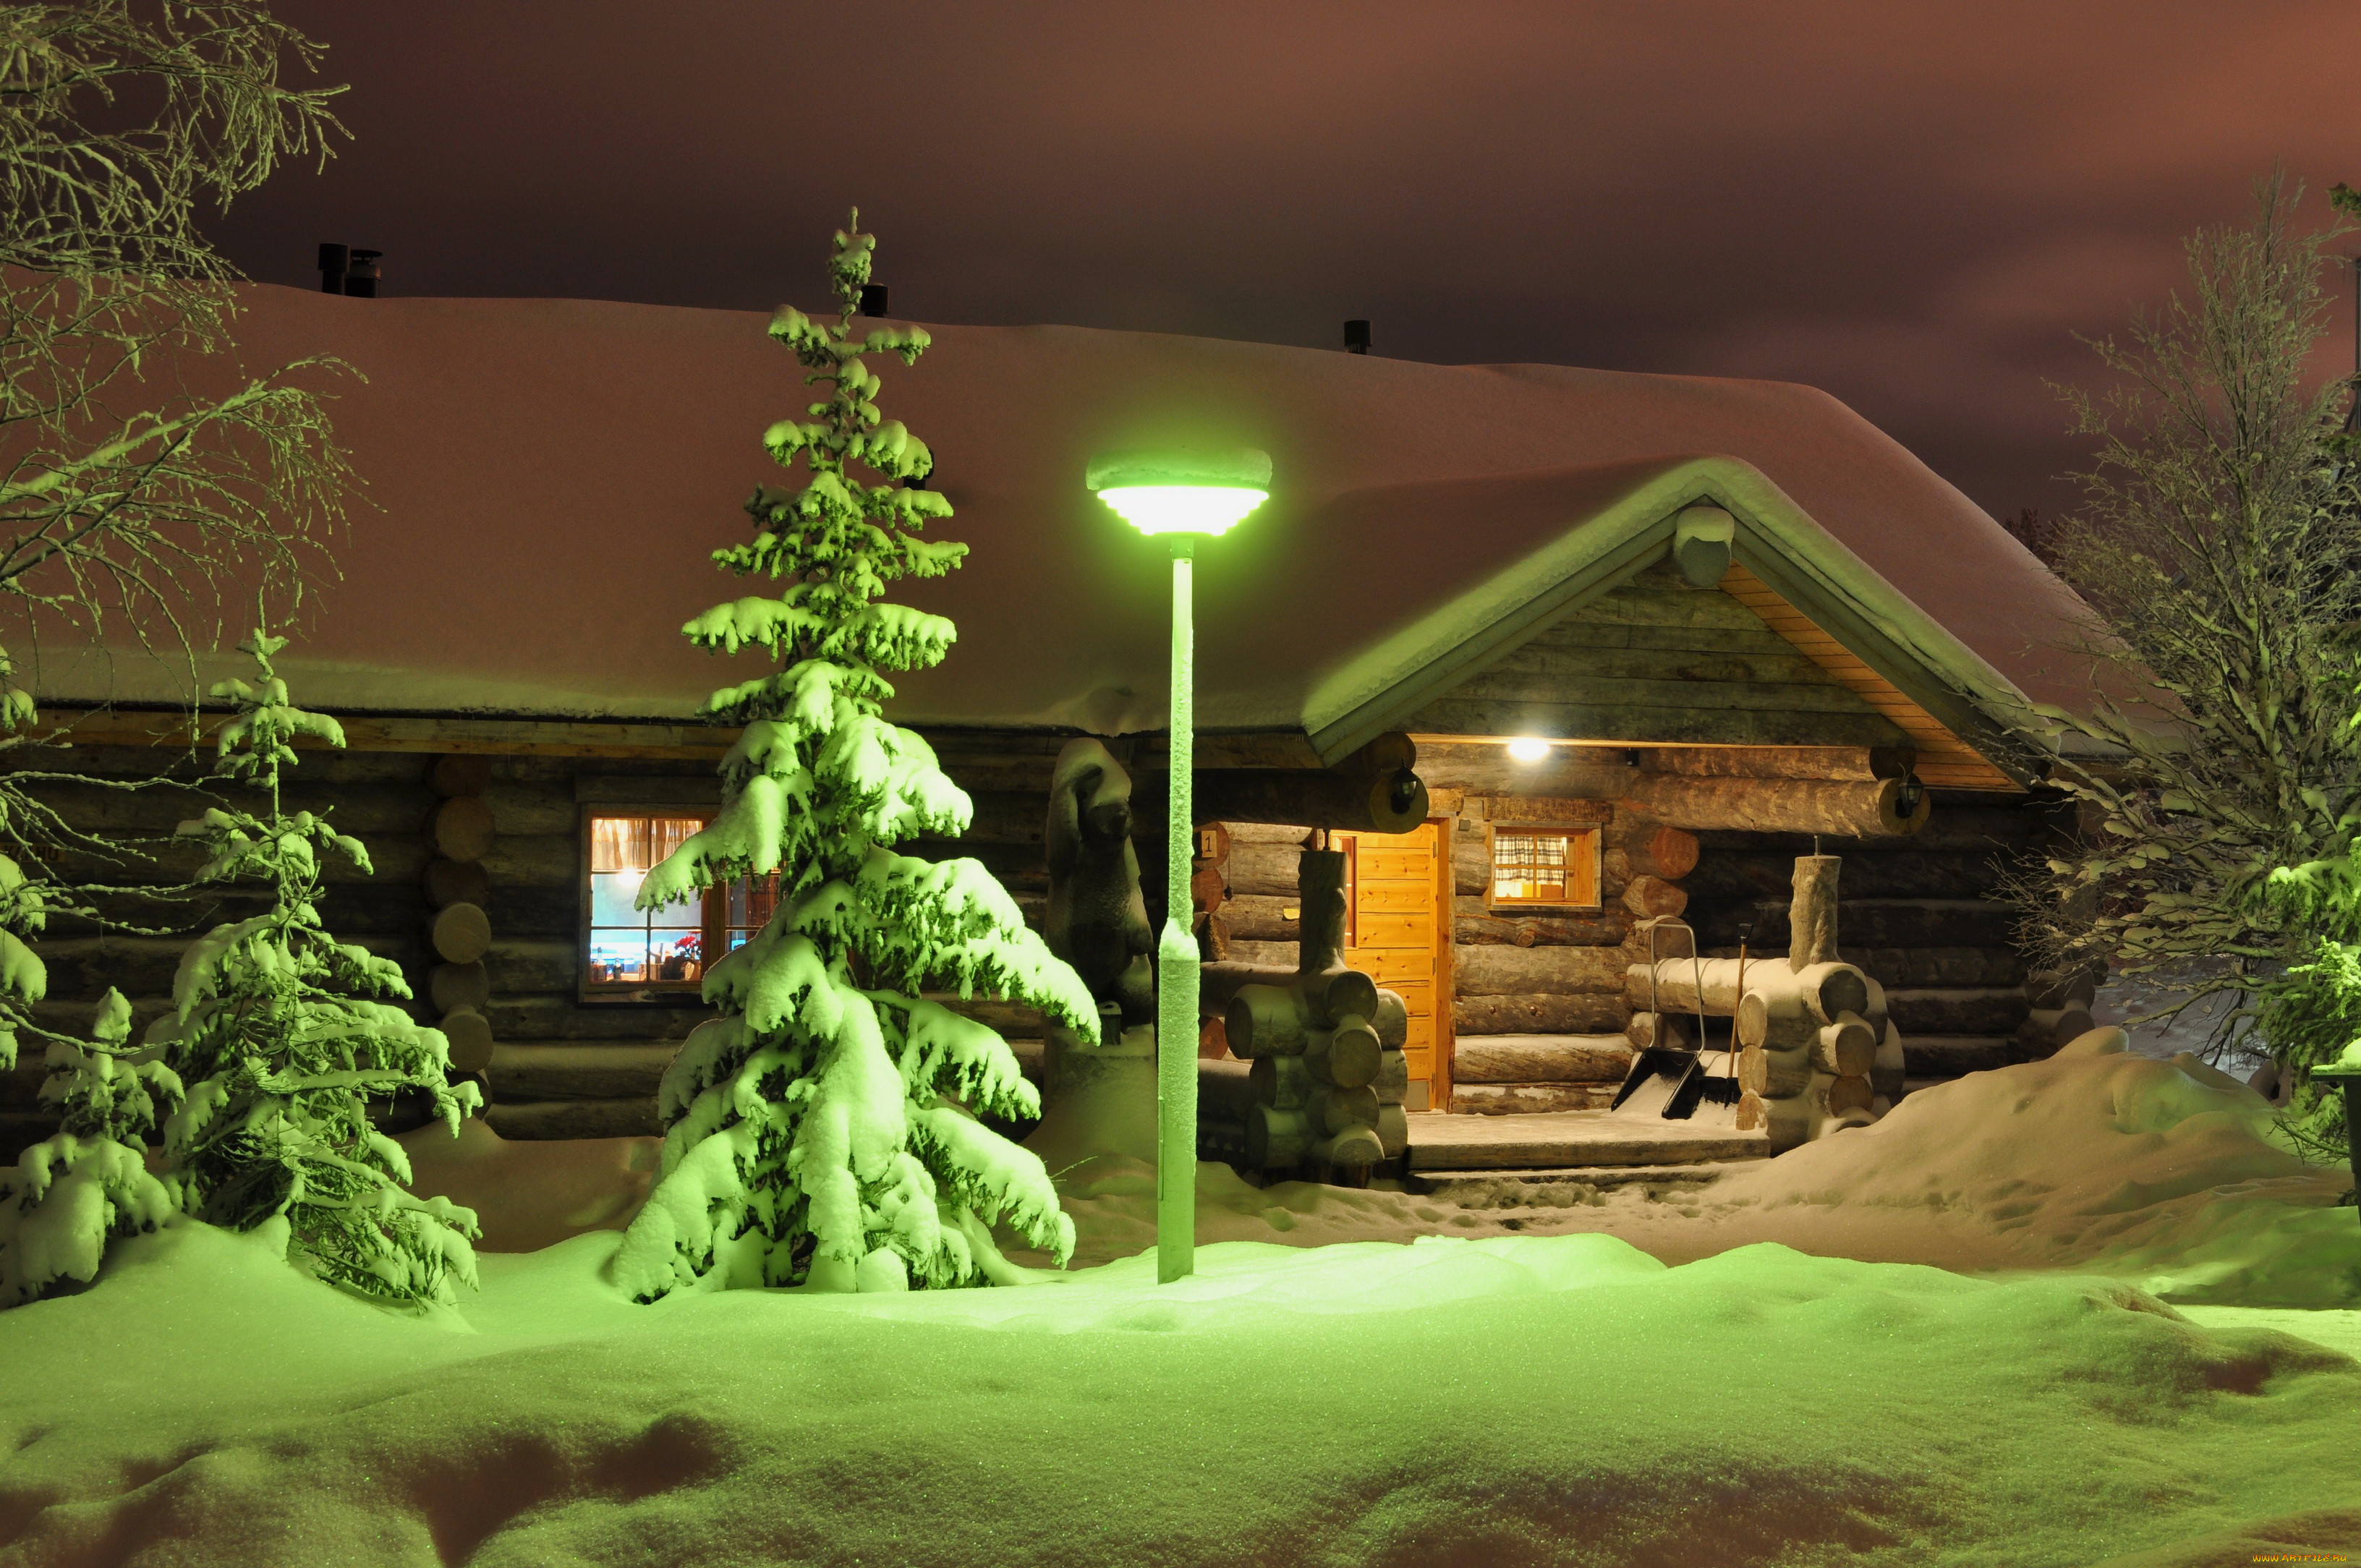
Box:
1406 696 1910 751
1625 958 1868 1023
484 1097 661 1141
1643 746 1920 783
1882 988 2030 1036
483 939 577 994
1840 946 2026 989
480 832 577 887
1372 1049 1408 1105
425 858 493 911
1452 1035 1633 1084
1139 769 1427 835
1223 894 1300 942
1620 776 1930 837
1198 1058 1256 1124
1685 858 2005 908
1226 841 1302 898
430 754 494 798
1456 943 1633 997
482 994 712 1043
1901 1036 2014 1077
1455 992 1628 1036
1450 1082 1620 1114
1452 900 1630 947
488 1042 678 1102
572 773 724 807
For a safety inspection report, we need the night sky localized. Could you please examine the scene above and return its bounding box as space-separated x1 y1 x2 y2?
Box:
213 1 2360 527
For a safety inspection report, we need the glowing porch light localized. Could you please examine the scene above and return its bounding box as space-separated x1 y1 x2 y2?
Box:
1507 737 1553 763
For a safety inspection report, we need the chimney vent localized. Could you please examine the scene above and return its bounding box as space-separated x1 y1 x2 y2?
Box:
317 243 347 294
342 248 382 298
859 283 888 317
1343 319 1371 354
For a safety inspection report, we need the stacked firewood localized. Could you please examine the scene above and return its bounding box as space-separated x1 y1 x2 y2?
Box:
1211 846 1409 1180
1626 853 1902 1152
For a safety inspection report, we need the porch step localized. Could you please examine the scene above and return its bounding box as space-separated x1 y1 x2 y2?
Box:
1405 1108 1769 1172
1409 1162 1756 1204
1450 1082 1619 1114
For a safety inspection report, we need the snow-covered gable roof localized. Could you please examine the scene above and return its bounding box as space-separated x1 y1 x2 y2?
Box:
23 284 2094 777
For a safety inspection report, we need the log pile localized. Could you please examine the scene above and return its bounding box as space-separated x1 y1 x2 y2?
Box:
1200 845 1407 1183
1626 852 1900 1152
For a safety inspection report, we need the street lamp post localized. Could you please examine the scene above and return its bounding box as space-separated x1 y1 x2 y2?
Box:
1087 448 1271 1284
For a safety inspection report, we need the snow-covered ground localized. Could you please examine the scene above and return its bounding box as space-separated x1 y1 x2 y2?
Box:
2 1049 2356 1565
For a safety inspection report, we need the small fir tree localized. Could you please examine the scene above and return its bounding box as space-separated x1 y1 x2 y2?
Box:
0 989 182 1307
616 214 1097 1299
150 630 480 1307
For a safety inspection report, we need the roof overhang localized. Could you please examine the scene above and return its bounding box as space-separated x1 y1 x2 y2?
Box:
1299 455 2054 784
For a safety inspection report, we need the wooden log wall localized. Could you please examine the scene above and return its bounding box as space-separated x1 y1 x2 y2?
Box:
1679 792 2072 1088
3 729 1082 1156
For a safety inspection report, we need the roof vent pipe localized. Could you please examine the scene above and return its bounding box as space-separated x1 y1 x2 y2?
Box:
317 243 346 294
859 283 888 317
342 249 381 298
1343 319 1371 354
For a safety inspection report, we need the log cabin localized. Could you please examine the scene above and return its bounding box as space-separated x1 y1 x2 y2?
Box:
3 283 2101 1172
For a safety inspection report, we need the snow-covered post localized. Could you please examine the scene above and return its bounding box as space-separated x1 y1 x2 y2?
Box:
1086 450 1272 1284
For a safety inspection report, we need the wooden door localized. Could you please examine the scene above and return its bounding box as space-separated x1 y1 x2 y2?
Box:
1335 820 1450 1111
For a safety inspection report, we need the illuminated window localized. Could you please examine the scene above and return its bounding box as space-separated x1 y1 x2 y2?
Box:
581 809 778 998
1486 825 1601 910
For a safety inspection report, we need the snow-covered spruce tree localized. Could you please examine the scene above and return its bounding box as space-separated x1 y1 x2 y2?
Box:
0 989 182 1307
150 630 480 1307
615 214 1097 1299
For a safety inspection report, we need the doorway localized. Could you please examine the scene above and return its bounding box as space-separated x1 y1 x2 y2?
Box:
1332 820 1452 1110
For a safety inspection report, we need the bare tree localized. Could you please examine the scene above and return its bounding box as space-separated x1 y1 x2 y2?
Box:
2011 174 2361 1049
0 2 352 1062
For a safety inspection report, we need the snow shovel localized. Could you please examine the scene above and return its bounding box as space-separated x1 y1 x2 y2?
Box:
1611 917 1711 1119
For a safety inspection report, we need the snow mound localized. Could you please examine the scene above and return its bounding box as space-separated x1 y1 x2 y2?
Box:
2 1219 2356 1564
1708 1050 2361 1305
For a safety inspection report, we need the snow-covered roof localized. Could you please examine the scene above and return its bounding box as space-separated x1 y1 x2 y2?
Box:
24 285 2096 769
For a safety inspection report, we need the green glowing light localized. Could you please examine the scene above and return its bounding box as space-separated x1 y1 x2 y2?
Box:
1094 484 1267 537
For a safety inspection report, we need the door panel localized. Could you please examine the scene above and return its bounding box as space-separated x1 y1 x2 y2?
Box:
1355 911 1433 950
1337 820 1446 1109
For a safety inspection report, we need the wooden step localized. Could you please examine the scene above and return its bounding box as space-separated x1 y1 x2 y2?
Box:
1450 1082 1620 1114
1405 1109 1768 1171
1409 1162 1756 1203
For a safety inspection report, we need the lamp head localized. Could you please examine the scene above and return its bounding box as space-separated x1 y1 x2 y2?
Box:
1086 447 1272 537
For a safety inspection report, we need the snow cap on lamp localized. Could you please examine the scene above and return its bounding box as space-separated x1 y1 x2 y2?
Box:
1086 446 1272 536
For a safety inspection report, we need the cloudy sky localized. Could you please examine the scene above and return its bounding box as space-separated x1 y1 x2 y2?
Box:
216 1 2360 525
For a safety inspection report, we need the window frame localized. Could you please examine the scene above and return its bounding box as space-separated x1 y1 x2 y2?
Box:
1482 820 1604 913
577 804 722 1004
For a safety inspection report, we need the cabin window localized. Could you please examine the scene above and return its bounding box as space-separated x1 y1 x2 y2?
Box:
580 809 779 998
1486 825 1602 911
